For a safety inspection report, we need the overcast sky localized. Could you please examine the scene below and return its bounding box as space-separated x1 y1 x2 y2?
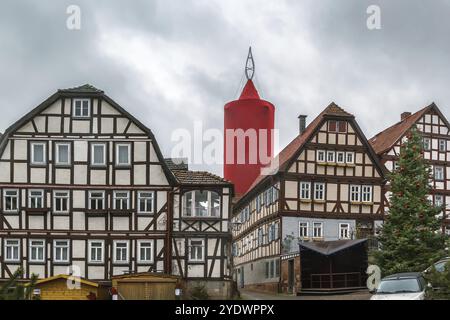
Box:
0 0 449 175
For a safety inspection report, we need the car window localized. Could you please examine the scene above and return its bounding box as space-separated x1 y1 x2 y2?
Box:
377 278 421 294
434 261 449 272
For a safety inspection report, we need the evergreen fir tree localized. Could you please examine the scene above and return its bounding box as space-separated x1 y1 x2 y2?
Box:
0 267 38 300
373 127 447 276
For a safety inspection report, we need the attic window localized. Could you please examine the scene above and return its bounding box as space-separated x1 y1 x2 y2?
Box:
328 120 347 133
73 99 90 118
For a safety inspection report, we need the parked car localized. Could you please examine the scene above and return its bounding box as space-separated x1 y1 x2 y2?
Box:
424 257 450 273
370 272 427 300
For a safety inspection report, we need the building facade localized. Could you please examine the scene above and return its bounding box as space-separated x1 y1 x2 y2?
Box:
0 85 232 298
369 103 450 234
231 103 387 292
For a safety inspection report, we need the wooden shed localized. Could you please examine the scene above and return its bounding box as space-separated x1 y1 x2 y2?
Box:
111 272 181 300
31 274 109 300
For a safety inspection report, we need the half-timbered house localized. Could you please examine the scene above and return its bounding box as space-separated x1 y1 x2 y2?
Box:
0 85 233 298
231 103 387 292
369 103 450 234
167 158 233 298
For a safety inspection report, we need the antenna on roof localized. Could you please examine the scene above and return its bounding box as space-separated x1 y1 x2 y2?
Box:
245 46 255 80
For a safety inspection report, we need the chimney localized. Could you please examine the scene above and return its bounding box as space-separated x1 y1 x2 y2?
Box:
401 112 411 121
298 115 307 134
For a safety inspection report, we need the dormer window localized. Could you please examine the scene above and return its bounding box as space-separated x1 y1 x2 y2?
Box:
73 99 90 118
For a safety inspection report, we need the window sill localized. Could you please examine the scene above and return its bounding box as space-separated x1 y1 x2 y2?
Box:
3 261 21 265
53 262 71 266
350 202 374 205
188 260 205 264
54 164 72 168
86 210 108 215
30 163 47 168
115 165 132 169
112 262 130 266
346 163 356 167
87 262 105 266
110 210 132 215
313 200 326 204
299 199 312 203
26 208 49 214
28 262 46 265
182 216 221 220
52 212 70 216
90 165 107 169
2 211 19 215
137 212 155 216
136 261 154 266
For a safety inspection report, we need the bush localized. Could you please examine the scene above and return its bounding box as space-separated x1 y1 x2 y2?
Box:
190 282 210 300
424 262 450 300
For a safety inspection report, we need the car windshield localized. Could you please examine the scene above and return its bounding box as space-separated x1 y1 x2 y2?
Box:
376 278 421 294
434 261 449 272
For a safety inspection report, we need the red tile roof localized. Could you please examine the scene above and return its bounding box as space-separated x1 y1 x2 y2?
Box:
368 104 433 155
242 102 354 197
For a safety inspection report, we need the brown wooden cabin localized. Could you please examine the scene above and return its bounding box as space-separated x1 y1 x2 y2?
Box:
281 239 368 294
111 272 182 300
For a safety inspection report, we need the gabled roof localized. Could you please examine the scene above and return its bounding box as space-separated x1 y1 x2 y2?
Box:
0 84 177 185
369 103 433 155
237 103 354 202
235 102 386 207
33 274 100 287
299 239 367 256
58 83 104 93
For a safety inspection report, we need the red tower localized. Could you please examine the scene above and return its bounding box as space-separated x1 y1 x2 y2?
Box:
224 48 275 196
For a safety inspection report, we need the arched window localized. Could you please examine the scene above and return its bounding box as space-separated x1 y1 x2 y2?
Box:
182 190 220 217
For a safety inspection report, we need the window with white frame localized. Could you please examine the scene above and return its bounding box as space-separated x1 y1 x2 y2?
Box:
317 150 326 162
350 185 361 202
314 183 325 201
138 241 153 263
53 240 69 263
327 151 335 163
313 222 323 238
265 188 273 205
434 166 444 181
256 193 262 212
423 137 431 151
439 139 447 152
339 223 350 239
257 228 263 246
138 191 155 214
435 195 444 208
55 143 71 166
336 151 345 163
91 143 106 166
113 191 130 210
88 240 104 263
300 182 311 200
188 239 205 262
3 189 19 212
73 98 90 118
89 191 105 210
116 144 131 166
268 224 275 242
346 152 354 164
29 190 44 209
53 191 69 213
113 241 129 264
299 222 309 238
4 239 20 262
29 239 45 263
31 142 46 165
182 190 220 217
362 186 373 203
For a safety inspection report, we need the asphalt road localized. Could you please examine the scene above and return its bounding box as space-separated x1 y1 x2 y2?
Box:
240 289 372 300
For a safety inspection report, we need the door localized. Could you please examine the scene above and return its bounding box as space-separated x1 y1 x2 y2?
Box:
288 259 295 293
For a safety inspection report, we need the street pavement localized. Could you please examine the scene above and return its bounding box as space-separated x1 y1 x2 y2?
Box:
240 289 372 300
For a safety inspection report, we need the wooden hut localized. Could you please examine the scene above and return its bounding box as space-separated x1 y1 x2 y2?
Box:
111 272 181 300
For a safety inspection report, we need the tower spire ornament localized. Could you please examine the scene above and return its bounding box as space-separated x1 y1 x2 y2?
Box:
245 46 255 80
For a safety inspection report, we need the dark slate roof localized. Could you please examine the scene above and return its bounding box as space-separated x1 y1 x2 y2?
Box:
165 158 189 171
299 239 367 256
171 169 231 186
58 84 104 93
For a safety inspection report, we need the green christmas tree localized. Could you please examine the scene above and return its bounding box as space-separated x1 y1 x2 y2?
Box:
0 267 38 300
373 127 447 276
